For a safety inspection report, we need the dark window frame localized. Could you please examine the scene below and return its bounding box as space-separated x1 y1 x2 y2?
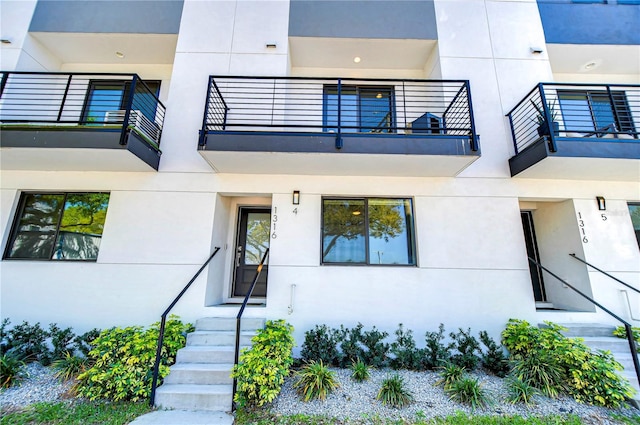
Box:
557 89 635 134
3 192 110 262
322 85 396 133
321 196 416 266
81 79 161 124
628 202 640 251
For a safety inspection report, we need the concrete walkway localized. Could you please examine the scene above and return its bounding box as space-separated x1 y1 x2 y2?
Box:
129 410 234 425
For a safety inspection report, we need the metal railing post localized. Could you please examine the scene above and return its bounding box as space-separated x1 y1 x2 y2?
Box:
538 83 557 152
120 75 138 146
528 257 640 385
232 248 269 412
336 79 343 149
56 75 73 122
149 247 220 407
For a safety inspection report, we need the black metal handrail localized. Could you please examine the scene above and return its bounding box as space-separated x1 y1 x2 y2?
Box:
232 248 269 411
528 257 640 385
570 253 640 295
200 76 479 151
507 82 640 155
149 247 221 407
0 71 166 147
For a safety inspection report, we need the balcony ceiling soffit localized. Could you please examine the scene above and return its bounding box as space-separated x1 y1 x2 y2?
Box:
289 37 436 70
30 32 177 65
547 44 640 76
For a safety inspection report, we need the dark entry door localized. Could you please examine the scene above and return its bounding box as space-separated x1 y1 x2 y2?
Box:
232 207 270 298
521 211 546 302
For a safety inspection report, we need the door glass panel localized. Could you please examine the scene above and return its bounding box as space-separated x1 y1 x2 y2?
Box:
324 87 357 133
368 199 413 265
84 82 125 123
558 93 593 132
359 88 393 133
244 212 270 265
322 199 366 263
590 94 615 130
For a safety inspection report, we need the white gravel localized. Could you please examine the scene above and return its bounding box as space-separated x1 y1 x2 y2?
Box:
0 362 74 412
271 368 640 424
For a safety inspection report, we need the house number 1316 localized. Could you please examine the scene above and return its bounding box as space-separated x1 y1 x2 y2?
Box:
577 212 588 243
271 207 278 239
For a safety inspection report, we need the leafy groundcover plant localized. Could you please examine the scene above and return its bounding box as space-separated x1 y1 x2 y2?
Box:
502 319 635 407
76 315 193 402
294 360 339 401
232 319 295 407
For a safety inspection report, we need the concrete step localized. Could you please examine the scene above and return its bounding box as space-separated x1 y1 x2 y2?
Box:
196 317 265 332
130 410 234 425
154 384 233 411
163 363 234 385
546 323 617 338
580 336 635 353
176 345 247 364
187 330 255 346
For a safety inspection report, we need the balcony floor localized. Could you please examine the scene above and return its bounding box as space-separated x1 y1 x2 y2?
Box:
199 131 480 176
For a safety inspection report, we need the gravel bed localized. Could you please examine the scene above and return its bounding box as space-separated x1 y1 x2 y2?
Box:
0 363 74 413
271 368 640 424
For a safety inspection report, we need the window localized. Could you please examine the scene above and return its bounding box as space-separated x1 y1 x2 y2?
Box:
322 198 416 265
628 203 640 250
4 193 110 261
558 90 635 134
82 80 160 123
323 85 395 133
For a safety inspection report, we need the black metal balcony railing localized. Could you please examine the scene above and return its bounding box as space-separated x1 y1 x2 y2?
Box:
199 76 479 151
0 72 166 148
507 83 640 155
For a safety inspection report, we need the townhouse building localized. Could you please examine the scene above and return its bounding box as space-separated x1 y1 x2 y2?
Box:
1 0 639 408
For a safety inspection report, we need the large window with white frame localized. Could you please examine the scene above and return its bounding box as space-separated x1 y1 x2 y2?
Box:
4 192 110 261
321 197 416 265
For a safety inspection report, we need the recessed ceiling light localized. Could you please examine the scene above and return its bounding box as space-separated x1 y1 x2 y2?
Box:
581 60 601 71
353 56 361 63
376 93 382 99
352 211 361 216
115 51 125 58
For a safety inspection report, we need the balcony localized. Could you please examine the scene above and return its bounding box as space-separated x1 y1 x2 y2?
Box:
507 83 640 181
198 76 480 176
0 72 165 171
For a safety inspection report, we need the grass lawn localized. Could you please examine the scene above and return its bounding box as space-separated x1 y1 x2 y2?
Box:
235 408 605 425
0 401 152 425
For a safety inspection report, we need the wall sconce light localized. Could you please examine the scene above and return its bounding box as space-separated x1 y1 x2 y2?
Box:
596 196 606 211
292 190 300 205
530 46 544 54
266 43 277 49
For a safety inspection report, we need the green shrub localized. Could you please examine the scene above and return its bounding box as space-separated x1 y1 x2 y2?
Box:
76 316 193 401
479 331 509 377
51 351 89 382
49 324 76 361
445 376 491 409
2 320 52 364
350 359 370 382
360 326 389 368
613 326 640 353
377 374 413 408
449 328 481 370
294 360 339 401
73 328 100 357
506 375 538 406
338 324 365 367
502 319 634 407
423 324 451 370
1 350 26 388
436 363 465 390
389 324 422 370
232 319 294 407
300 324 340 366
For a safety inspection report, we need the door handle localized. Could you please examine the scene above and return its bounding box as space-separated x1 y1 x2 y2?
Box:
235 246 242 267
